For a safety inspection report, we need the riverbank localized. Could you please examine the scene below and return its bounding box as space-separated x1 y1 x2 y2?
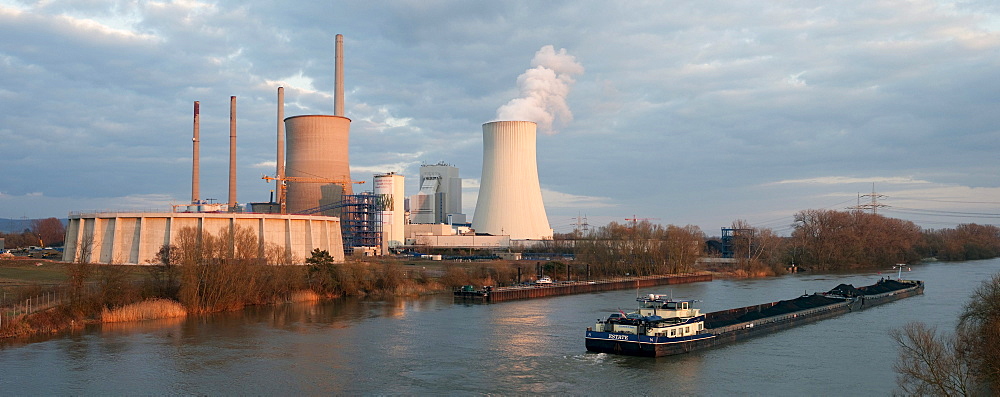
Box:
1 257 722 339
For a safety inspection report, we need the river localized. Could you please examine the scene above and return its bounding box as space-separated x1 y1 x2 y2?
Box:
2 258 999 395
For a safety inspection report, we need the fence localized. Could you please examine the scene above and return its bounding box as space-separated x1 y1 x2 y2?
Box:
0 285 72 330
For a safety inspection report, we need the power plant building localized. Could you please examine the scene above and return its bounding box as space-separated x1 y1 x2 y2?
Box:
281 34 353 216
409 162 465 224
58 34 380 263
471 121 553 240
283 114 353 215
63 212 345 265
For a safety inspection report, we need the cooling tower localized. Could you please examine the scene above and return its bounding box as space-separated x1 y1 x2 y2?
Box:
471 121 553 239
284 115 352 214
283 34 352 215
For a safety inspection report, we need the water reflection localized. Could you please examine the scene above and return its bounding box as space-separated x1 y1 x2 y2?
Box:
99 316 185 336
1 259 999 394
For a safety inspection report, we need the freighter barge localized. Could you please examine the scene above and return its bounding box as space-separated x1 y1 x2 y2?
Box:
585 278 924 357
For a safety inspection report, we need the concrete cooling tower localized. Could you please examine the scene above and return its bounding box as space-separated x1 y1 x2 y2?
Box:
284 115 352 214
283 34 352 215
471 121 553 240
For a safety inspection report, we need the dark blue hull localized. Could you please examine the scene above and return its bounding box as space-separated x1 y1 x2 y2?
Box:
585 332 716 357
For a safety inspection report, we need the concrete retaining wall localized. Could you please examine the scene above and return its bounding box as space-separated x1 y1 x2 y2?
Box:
63 212 344 265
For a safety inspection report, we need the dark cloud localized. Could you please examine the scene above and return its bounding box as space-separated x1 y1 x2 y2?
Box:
1 0 998 232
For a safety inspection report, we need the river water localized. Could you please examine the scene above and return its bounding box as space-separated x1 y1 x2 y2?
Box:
2 258 999 395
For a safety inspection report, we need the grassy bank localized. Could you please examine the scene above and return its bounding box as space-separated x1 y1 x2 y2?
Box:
0 258 70 284
0 255 522 339
2 251 724 340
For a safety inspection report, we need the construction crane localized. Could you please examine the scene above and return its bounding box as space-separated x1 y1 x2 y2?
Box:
262 175 366 214
625 215 660 227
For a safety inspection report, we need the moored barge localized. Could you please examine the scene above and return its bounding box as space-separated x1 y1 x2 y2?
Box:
585 278 924 357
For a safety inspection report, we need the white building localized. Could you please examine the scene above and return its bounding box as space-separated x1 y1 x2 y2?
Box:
374 172 405 252
409 162 465 224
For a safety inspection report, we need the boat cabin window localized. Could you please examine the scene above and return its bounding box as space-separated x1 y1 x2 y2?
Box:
681 302 689 310
664 302 677 309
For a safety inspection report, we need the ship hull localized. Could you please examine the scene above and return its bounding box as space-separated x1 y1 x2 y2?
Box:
584 332 717 357
585 280 923 357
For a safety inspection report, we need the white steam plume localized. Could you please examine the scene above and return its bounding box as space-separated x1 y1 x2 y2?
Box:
496 45 584 134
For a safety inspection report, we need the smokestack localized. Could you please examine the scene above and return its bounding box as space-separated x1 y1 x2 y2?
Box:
192 101 200 204
229 96 237 210
277 87 286 213
335 34 344 116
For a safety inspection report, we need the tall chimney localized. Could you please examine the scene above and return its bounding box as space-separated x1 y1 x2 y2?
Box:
334 34 344 116
277 87 286 213
192 101 200 204
228 96 237 210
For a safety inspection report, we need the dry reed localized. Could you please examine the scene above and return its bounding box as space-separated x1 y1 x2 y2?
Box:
101 299 187 323
288 290 321 302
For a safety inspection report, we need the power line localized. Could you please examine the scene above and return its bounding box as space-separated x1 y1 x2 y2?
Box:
892 197 1000 205
888 207 1000 217
883 208 1000 219
848 182 887 214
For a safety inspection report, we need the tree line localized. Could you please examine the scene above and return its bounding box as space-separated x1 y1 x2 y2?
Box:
0 217 65 249
573 221 705 277
787 209 1000 270
562 209 1000 276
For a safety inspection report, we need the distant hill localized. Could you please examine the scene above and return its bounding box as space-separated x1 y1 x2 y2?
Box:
0 218 68 234
0 218 33 234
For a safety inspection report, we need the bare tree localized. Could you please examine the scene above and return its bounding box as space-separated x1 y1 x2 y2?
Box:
958 273 1000 392
665 225 704 273
31 217 65 246
75 232 95 263
791 209 923 270
891 322 975 396
892 274 1000 395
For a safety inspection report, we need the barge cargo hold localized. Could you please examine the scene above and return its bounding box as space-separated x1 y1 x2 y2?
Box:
585 278 924 357
454 273 712 303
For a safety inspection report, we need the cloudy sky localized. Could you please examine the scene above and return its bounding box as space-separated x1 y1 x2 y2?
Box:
1 0 999 235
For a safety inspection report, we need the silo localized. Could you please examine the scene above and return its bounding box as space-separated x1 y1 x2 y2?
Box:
471 121 553 239
284 115 352 214
374 172 405 250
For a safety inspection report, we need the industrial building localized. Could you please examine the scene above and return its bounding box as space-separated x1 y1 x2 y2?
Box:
62 212 345 265
283 114 353 215
281 35 355 218
61 34 561 263
403 223 509 248
409 162 465 225
471 121 553 240
63 34 356 264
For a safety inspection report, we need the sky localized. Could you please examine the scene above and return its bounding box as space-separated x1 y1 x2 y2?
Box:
1 0 999 236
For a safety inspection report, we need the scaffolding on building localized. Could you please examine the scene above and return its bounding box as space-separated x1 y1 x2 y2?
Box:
720 227 753 259
296 193 384 256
